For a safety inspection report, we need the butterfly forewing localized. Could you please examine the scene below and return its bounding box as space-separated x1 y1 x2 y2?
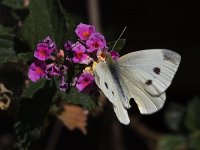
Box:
117 49 181 96
115 49 180 114
94 62 130 124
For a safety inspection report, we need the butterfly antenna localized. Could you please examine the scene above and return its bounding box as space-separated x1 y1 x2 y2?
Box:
111 26 127 51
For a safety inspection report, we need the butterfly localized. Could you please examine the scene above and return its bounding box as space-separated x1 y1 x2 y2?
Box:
93 49 181 125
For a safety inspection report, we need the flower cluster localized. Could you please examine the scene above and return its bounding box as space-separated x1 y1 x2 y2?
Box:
28 23 119 93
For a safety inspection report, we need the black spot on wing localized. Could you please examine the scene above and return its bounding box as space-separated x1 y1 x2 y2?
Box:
112 91 114 95
104 82 108 89
145 80 152 85
162 50 180 65
153 67 160 74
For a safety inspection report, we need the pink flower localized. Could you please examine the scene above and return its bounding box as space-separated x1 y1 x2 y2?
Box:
57 50 64 58
64 40 72 50
110 50 120 60
28 61 46 82
75 72 94 92
43 36 56 50
34 43 53 61
45 63 60 79
72 42 92 65
86 32 106 53
75 23 96 40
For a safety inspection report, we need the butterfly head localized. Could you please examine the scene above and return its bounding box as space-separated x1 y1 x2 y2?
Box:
97 50 115 65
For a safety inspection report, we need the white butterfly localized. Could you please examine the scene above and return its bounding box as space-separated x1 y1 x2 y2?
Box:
94 49 181 125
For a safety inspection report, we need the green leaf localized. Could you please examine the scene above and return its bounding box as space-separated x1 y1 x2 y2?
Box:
57 0 76 41
0 52 33 64
0 24 16 56
0 24 13 36
164 102 185 132
189 131 200 150
54 87 98 111
0 38 15 55
158 135 186 150
17 52 34 63
107 39 126 52
17 0 70 51
1 0 25 9
15 79 57 150
185 96 200 132
21 79 46 99
0 55 18 64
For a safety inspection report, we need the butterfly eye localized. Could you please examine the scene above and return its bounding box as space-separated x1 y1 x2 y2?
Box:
153 67 161 75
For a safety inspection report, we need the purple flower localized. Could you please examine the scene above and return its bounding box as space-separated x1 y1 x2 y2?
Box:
110 50 120 60
45 63 60 79
75 72 94 92
28 61 46 82
86 32 106 53
64 40 73 51
59 76 68 92
59 65 68 75
43 36 56 50
72 42 92 64
34 43 53 61
75 23 96 40
56 50 64 58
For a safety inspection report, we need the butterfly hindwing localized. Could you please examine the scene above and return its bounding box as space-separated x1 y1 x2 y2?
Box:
115 69 166 114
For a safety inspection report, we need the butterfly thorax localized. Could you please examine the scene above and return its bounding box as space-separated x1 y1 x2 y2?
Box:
105 53 115 65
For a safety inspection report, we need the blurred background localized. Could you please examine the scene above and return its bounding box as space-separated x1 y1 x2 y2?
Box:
0 0 200 150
